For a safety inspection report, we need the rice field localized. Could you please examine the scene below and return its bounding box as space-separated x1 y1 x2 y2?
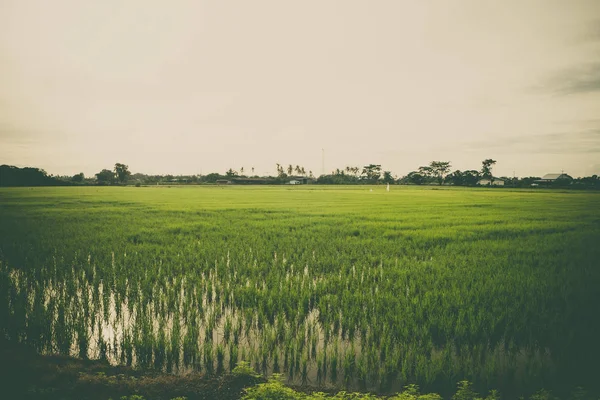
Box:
0 185 599 396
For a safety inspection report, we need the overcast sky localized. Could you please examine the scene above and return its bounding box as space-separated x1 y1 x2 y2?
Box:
1 0 600 178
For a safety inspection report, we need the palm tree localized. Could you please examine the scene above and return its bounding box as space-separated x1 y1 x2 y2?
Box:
287 164 293 176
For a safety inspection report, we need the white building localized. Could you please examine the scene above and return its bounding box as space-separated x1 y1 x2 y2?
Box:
477 178 505 186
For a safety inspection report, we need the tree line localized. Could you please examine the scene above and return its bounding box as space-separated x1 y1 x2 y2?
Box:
2 161 599 189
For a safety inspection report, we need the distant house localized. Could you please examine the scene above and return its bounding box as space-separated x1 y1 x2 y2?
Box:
215 180 231 185
288 180 302 185
289 176 310 184
536 173 573 184
477 178 505 186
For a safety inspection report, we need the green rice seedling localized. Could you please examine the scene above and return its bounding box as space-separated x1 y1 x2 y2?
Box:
223 316 232 344
153 322 168 370
122 328 133 366
272 350 280 373
253 349 261 376
54 298 72 355
316 352 324 385
183 328 198 369
283 344 290 372
170 316 181 371
330 347 339 385
228 343 238 372
260 347 269 376
300 354 309 385
343 346 356 386
233 320 242 345
216 343 225 374
239 346 247 366
75 320 89 360
356 354 368 391
204 344 214 375
310 333 318 361
96 318 108 362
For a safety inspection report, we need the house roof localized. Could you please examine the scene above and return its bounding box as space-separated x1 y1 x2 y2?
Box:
541 173 572 180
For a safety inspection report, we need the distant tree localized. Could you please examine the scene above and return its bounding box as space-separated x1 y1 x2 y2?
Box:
574 175 600 189
462 170 481 186
72 172 85 183
382 171 395 184
447 170 480 186
203 173 221 183
114 163 131 184
429 161 452 185
418 166 432 176
0 165 63 186
287 164 293 176
361 164 382 183
406 171 425 185
416 166 435 184
446 170 464 186
96 169 115 185
251 167 255 175
275 163 286 179
226 169 237 177
481 159 497 181
240 167 244 176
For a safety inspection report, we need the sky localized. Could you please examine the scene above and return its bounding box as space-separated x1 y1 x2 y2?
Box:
1 0 600 178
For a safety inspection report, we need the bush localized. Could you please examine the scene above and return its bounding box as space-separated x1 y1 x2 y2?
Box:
242 374 302 400
233 360 261 378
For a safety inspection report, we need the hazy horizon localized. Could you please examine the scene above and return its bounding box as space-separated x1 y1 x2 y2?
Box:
2 1 600 178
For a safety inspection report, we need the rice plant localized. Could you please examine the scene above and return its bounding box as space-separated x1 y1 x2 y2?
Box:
0 185 598 395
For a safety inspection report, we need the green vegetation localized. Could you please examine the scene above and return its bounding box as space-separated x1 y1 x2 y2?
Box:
1 186 599 398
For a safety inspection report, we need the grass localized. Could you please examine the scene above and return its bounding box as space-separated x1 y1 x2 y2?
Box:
0 185 599 398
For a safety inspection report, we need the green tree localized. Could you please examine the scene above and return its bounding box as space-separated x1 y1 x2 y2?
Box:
429 161 452 185
463 170 481 186
276 164 287 179
361 164 382 183
71 172 85 183
405 171 425 185
114 163 131 184
418 166 434 183
481 159 497 181
447 170 464 186
203 172 221 183
95 169 115 185
382 171 395 184
226 169 237 177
